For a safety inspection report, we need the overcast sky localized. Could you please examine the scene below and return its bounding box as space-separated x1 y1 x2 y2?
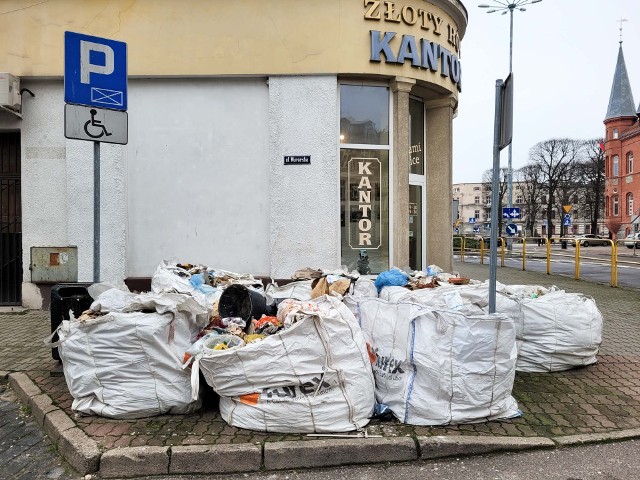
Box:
453 0 640 183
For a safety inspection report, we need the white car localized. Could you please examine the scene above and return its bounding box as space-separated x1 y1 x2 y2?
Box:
624 232 640 249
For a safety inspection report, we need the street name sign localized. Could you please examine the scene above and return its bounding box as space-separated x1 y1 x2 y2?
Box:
64 31 128 110
64 104 128 145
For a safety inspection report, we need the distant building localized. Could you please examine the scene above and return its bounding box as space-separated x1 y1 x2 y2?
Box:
603 42 640 238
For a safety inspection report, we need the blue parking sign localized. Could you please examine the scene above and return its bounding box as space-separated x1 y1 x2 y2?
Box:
64 32 127 110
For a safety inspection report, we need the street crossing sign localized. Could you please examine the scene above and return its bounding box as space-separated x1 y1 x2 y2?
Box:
469 217 476 224
502 207 521 219
506 223 518 236
563 213 571 226
473 226 480 233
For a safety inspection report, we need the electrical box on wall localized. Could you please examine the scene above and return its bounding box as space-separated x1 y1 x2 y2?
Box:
30 247 79 283
0 73 21 112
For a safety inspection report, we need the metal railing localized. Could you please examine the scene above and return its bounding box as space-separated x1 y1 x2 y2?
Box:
454 235 620 287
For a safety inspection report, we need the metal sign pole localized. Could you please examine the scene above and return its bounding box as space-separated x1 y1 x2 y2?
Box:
93 141 100 283
489 79 504 313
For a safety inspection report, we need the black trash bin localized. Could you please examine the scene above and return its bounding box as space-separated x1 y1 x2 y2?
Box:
561 240 567 249
50 283 93 360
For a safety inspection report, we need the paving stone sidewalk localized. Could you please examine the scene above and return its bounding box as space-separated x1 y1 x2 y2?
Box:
0 261 639 476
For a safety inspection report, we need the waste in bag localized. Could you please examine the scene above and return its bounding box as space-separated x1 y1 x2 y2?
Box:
218 284 267 329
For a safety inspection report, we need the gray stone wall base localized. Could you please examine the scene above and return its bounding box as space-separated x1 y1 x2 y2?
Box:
57 427 101 475
170 443 262 474
264 437 418 470
419 435 555 459
100 446 170 478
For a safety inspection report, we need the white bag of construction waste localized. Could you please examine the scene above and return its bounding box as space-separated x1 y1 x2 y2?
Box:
55 293 204 419
196 296 375 432
515 291 602 372
264 280 313 305
343 278 378 317
358 299 520 425
151 261 221 317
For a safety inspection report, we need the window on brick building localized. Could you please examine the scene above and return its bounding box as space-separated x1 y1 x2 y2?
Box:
605 195 610 216
613 196 619 216
627 152 634 174
613 128 619 139
628 193 634 216
613 155 619 176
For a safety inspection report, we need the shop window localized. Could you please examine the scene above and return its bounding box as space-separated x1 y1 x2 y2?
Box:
339 85 390 274
613 155 619 176
409 98 424 176
627 152 634 174
340 85 389 145
628 193 633 216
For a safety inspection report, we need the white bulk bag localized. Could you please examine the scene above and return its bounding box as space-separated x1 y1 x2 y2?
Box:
56 294 203 419
358 299 520 425
343 278 378 317
196 296 375 433
516 291 602 372
264 280 313 305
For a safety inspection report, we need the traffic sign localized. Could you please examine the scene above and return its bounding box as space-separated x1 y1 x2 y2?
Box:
563 205 572 214
469 217 476 224
502 207 521 219
454 227 460 234
64 104 128 145
506 223 517 236
563 213 571 226
473 226 480 233
64 31 127 110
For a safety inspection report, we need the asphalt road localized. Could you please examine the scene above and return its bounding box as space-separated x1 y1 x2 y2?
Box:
458 244 640 289
127 440 640 480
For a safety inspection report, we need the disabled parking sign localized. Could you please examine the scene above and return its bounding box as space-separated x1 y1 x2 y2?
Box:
64 31 127 110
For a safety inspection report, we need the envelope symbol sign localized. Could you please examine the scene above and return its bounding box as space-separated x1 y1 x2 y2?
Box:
91 87 123 107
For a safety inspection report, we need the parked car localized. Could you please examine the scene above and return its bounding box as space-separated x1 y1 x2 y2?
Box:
624 232 640 249
570 234 610 247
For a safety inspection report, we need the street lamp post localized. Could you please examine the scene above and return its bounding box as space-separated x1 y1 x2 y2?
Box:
479 0 542 238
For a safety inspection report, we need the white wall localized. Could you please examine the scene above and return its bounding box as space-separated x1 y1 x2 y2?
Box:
1 80 127 307
126 78 270 277
268 76 340 278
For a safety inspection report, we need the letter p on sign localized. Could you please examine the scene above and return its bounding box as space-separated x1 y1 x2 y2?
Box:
80 41 115 84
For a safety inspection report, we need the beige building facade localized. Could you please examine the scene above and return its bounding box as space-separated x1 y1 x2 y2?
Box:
0 0 468 307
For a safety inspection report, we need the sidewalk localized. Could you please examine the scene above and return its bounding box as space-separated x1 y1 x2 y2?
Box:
2 261 640 477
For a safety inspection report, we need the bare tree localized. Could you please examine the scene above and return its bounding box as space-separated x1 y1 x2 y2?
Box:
515 164 544 237
529 139 582 240
574 138 606 234
482 167 508 235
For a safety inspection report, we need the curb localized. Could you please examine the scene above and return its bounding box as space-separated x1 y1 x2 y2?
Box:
8 372 101 476
8 373 640 477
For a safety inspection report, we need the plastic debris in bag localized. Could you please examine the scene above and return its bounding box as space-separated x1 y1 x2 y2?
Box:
374 268 408 293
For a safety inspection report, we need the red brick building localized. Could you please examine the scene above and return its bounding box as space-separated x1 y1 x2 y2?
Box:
604 44 640 237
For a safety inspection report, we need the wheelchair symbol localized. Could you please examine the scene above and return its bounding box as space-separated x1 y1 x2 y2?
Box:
84 109 112 139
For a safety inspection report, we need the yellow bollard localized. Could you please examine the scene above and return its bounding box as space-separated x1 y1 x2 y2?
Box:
500 237 505 267
480 238 485 265
575 239 581 280
610 240 617 287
